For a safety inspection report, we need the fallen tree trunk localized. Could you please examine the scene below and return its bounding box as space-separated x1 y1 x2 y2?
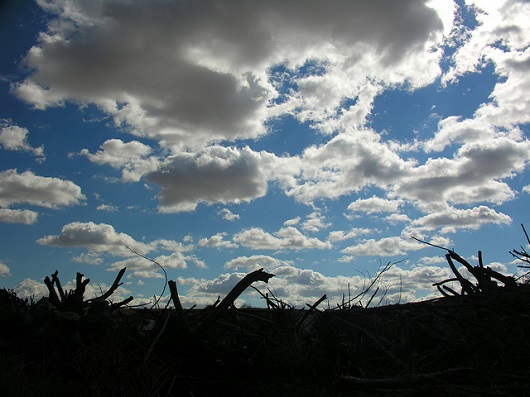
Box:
194 268 274 339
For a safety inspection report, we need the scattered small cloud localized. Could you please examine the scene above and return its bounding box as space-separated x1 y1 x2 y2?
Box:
0 262 11 277
233 226 331 251
72 252 103 265
0 120 45 161
347 196 403 214
0 208 39 224
301 212 331 232
327 228 374 243
97 204 118 212
199 232 238 249
218 208 240 221
284 217 301 226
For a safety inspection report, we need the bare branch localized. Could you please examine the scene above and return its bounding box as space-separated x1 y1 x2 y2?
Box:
126 245 167 309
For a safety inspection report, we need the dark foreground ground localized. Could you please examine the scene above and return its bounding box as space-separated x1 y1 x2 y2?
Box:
1 284 530 396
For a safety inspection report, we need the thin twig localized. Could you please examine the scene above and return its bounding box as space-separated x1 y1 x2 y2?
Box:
125 245 168 309
411 235 450 251
522 223 530 245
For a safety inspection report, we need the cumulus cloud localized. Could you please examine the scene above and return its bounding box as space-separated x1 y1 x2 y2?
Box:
6 0 530 307
198 232 238 250
233 226 331 251
348 196 403 214
80 139 158 182
327 228 374 243
72 252 103 265
36 222 202 277
385 213 411 223
224 255 289 272
14 278 48 299
0 208 39 224
301 212 331 232
0 262 11 277
14 0 449 150
341 235 426 258
218 208 240 221
184 261 455 308
37 221 151 256
0 121 44 159
418 255 447 265
96 204 118 212
284 217 301 227
108 251 195 279
146 146 271 212
286 130 415 203
394 137 530 209
411 205 511 233
0 169 85 211
444 0 530 83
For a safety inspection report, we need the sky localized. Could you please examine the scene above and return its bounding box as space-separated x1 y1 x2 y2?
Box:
1 0 530 308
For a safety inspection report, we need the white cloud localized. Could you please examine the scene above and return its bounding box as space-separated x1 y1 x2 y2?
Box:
14 278 48 299
394 137 530 209
150 238 195 253
286 130 415 204
72 252 103 265
146 146 271 212
184 261 455 308
233 226 331 251
0 208 39 224
37 221 151 257
385 213 411 223
224 255 289 272
327 228 373 243
0 169 85 209
418 255 447 265
36 222 201 276
341 235 426 257
96 204 118 212
14 0 449 150
218 208 240 221
198 232 238 250
283 217 301 227
348 196 403 214
0 121 44 159
108 251 193 279
6 0 530 308
81 139 158 182
444 0 530 83
0 262 11 277
301 212 331 232
411 205 511 233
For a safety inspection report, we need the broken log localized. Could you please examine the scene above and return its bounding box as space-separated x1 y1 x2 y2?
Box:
194 268 274 339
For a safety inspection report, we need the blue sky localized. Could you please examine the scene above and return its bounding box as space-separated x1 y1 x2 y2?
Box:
1 0 530 307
